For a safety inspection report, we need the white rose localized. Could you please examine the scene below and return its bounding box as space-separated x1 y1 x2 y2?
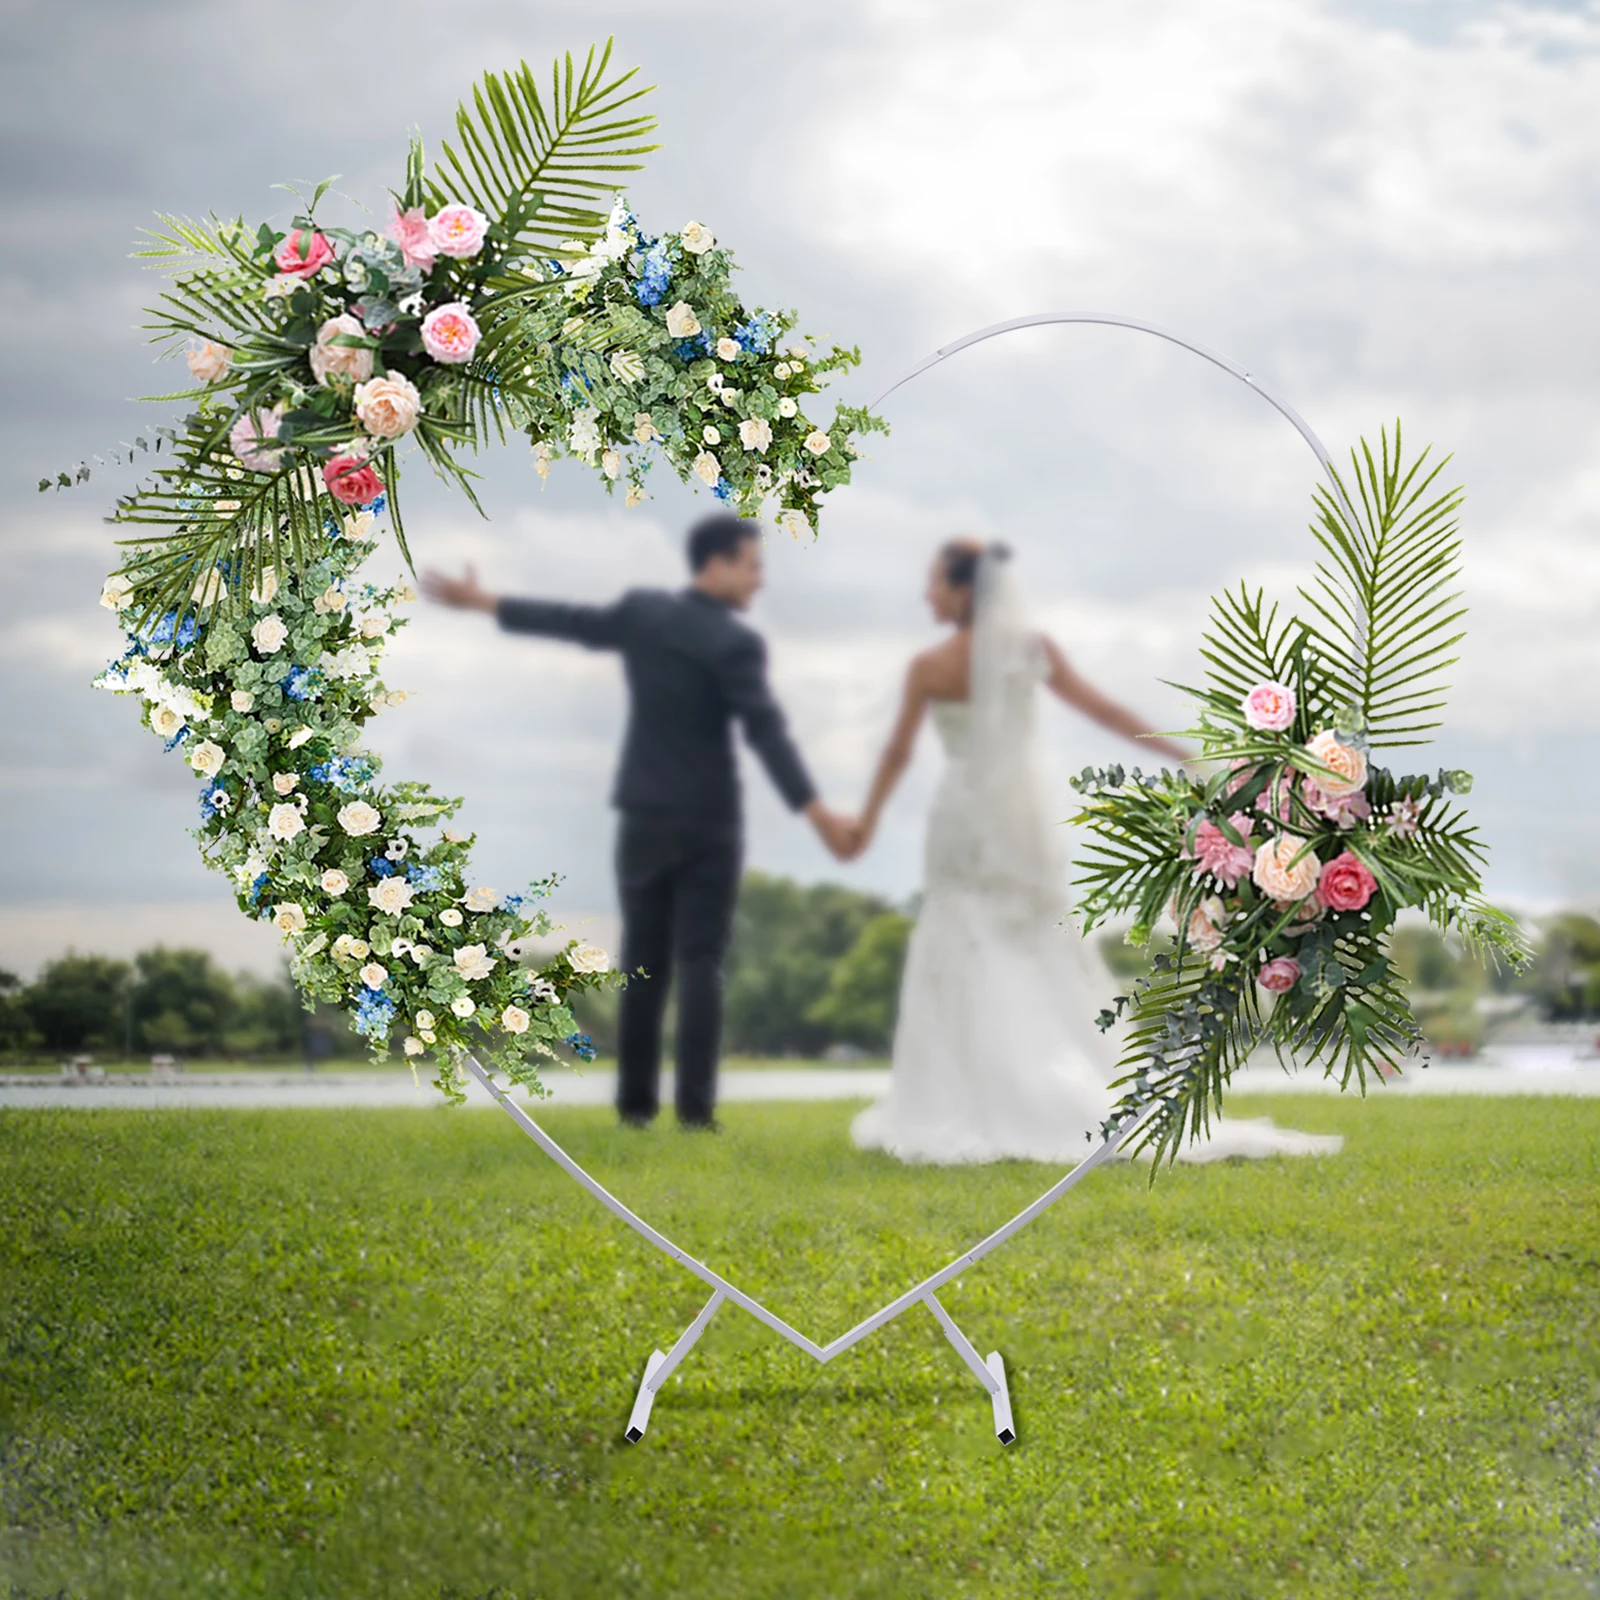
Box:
230 690 254 713
359 962 389 989
567 940 611 973
780 510 811 539
702 425 721 445
415 1010 435 1030
368 877 416 916
625 484 645 508
187 740 225 778
773 362 792 380
665 301 701 339
271 903 307 935
150 705 183 740
439 908 464 927
272 772 298 795
777 397 799 419
716 337 741 362
321 869 350 896
463 886 499 913
313 587 347 615
332 934 369 960
680 221 714 254
601 448 621 480
338 801 382 836
500 1004 531 1035
804 430 832 456
191 568 226 608
251 614 289 655
451 996 476 1018
454 943 497 982
267 802 304 842
403 1035 425 1057
288 727 315 749
99 574 134 611
341 510 376 542
443 828 468 844
358 614 389 640
609 350 645 384
249 568 279 604
692 451 720 486
410 944 433 965
633 412 659 445
739 418 772 453
396 584 418 604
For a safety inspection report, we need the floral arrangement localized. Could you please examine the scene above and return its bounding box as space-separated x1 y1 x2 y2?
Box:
62 45 884 1101
1070 425 1528 1173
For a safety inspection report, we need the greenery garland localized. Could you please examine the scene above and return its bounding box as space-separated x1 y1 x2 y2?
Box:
1070 424 1529 1173
69 45 887 1102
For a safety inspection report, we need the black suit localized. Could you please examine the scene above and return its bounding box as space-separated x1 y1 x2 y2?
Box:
496 587 816 1122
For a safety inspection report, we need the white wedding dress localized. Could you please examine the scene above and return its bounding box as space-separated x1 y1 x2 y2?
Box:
849 554 1343 1168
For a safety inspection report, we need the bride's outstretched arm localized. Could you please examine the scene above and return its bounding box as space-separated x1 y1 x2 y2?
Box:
1040 637 1190 765
852 659 931 854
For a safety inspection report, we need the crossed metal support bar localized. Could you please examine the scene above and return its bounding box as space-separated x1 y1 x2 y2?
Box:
463 1055 1159 1444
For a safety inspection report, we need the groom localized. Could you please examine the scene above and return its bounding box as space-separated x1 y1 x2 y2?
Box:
421 513 856 1130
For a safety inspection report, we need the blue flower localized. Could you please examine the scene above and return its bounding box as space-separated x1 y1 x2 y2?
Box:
634 238 672 306
162 726 190 753
368 493 386 516
563 1032 597 1063
354 986 397 1041
712 480 732 503
735 313 777 354
500 891 525 915
309 755 371 793
368 856 395 878
408 864 445 892
198 785 227 821
247 871 270 908
282 665 323 703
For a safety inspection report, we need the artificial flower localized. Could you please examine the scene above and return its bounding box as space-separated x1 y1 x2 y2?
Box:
567 940 611 973
454 943 497 981
368 876 416 916
251 614 289 655
321 868 350 896
353 372 422 438
309 314 374 385
420 302 481 364
267 801 304 841
1303 730 1368 798
428 203 489 259
1241 681 1296 733
501 1004 530 1035
1252 833 1320 902
337 800 382 836
273 229 334 278
271 902 307 934
186 340 231 384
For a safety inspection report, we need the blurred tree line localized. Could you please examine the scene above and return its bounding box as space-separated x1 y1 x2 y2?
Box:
0 948 358 1063
7 894 1596 1067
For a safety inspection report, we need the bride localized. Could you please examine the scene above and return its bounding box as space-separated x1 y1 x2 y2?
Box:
844 539 1343 1167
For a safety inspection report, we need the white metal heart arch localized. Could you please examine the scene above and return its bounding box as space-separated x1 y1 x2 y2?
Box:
469 309 1336 1447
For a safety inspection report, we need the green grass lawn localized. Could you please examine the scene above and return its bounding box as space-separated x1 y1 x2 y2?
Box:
1 1094 1597 1599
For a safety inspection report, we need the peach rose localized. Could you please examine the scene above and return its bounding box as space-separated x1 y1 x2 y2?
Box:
1252 833 1321 902
1303 730 1368 798
353 373 422 439
309 315 374 386
186 340 231 384
1184 897 1226 953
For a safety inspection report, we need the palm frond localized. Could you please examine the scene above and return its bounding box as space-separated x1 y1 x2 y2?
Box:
1299 421 1467 749
429 44 658 255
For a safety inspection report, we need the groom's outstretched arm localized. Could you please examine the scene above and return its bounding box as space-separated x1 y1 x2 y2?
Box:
495 594 627 650
720 632 816 811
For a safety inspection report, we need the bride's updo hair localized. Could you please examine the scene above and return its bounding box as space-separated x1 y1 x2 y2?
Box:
939 537 1013 591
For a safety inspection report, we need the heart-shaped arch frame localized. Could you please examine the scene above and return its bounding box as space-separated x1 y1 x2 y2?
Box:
477 311 1339 1445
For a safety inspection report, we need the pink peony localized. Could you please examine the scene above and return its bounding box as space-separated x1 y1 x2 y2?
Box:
1242 680 1296 732
389 206 438 270
229 407 285 472
1258 957 1301 994
420 302 481 365
428 204 490 260
1318 850 1378 912
1186 814 1255 889
1302 777 1373 831
1303 729 1368 798
308 314 374 386
273 229 334 278
323 453 385 506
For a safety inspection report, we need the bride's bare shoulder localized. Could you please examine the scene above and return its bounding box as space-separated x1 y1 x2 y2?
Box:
910 633 970 699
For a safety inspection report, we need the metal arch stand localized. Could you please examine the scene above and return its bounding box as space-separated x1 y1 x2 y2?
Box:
464 1055 1159 1445
461 311 1344 1445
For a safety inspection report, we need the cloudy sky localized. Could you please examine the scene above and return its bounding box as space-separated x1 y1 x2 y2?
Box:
3 0 1598 976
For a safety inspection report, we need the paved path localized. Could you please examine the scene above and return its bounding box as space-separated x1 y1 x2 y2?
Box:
2 1047 1597 1110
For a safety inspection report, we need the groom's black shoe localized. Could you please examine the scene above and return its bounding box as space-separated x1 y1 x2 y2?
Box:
677 1115 722 1133
619 1110 655 1128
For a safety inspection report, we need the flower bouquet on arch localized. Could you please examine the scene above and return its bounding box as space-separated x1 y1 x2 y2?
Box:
1069 423 1529 1175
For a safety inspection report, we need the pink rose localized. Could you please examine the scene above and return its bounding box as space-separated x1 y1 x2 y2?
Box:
229 407 285 472
1185 815 1255 889
389 206 438 270
1185 896 1227 953
420 302 481 365
1317 850 1378 912
1303 729 1368 799
273 229 334 278
428 204 490 260
1302 777 1373 831
308 314 375 386
1258 957 1301 994
323 453 385 506
1242 680 1296 732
